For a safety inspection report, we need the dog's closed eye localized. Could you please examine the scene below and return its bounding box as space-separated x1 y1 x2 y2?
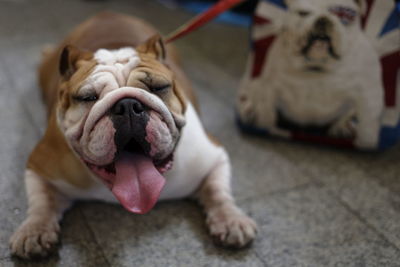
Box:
72 93 98 102
140 72 171 93
73 84 99 103
148 83 171 92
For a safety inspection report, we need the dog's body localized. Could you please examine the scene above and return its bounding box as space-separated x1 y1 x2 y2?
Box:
10 12 256 259
238 0 384 148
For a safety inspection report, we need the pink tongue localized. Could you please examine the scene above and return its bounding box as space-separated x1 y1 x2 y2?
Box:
113 152 166 214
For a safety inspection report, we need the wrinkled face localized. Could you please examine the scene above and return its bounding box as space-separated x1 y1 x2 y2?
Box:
282 0 363 71
56 36 186 214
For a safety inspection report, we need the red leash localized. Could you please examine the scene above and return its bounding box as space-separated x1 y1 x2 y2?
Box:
165 0 246 43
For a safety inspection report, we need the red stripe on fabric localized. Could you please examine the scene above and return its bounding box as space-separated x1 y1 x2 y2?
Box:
253 15 271 25
292 132 355 148
381 51 400 107
361 0 374 29
166 0 245 43
251 36 276 78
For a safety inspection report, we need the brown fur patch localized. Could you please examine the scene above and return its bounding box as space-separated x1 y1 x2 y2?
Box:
132 51 187 122
58 57 97 114
207 133 222 147
27 113 93 188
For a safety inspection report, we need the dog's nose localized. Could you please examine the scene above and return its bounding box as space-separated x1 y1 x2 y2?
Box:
315 17 331 31
112 98 145 116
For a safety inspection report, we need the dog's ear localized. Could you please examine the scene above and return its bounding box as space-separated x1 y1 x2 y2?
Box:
136 35 166 61
59 45 93 80
353 0 367 15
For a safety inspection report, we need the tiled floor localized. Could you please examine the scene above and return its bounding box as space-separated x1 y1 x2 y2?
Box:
1 0 400 266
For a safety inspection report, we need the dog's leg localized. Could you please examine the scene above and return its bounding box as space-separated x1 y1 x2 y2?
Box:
195 147 257 248
355 114 381 149
255 85 290 138
10 169 71 259
328 108 356 138
238 81 289 138
354 96 383 149
256 104 290 138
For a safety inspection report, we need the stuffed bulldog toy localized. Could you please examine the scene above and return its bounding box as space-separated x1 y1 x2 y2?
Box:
237 0 399 150
9 12 257 259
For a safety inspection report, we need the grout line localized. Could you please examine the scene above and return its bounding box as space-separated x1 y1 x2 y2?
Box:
78 207 112 267
236 181 317 203
299 161 400 254
328 190 400 253
253 249 269 266
373 178 400 201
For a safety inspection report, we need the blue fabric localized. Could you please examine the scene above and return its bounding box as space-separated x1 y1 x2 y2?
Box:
236 114 270 136
180 1 252 26
379 6 400 37
236 113 389 151
379 123 400 149
261 0 287 9
378 3 400 148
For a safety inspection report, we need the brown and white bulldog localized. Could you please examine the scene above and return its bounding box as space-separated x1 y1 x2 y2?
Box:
9 12 257 259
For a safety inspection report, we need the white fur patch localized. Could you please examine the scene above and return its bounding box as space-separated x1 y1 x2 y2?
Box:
92 47 140 92
160 103 226 200
94 47 139 70
49 174 117 203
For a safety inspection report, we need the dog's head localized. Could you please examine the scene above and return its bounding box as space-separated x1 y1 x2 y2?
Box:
281 0 365 71
56 35 186 214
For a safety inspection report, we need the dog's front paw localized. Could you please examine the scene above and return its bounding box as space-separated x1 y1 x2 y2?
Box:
328 118 356 138
207 205 257 248
9 217 60 259
237 94 257 124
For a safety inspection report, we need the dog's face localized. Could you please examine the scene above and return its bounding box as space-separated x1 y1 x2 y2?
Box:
56 36 186 214
281 0 364 71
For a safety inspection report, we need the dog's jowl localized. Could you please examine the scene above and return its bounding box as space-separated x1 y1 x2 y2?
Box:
9 12 257 259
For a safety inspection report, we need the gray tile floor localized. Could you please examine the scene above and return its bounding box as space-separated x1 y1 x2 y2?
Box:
1 0 400 266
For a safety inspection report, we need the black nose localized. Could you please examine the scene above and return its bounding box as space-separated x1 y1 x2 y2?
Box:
112 98 145 116
315 17 331 31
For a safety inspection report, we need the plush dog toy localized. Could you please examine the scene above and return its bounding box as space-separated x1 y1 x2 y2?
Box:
9 12 257 259
238 0 384 149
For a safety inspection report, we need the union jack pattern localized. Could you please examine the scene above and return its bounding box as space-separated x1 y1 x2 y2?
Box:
245 0 399 149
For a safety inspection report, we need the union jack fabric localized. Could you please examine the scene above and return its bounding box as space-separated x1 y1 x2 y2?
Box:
240 0 399 149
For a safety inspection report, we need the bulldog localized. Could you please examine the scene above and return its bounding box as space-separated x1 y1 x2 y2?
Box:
10 12 257 259
238 0 384 149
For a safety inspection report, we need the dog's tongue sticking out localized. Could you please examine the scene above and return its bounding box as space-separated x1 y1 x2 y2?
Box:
112 152 166 214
